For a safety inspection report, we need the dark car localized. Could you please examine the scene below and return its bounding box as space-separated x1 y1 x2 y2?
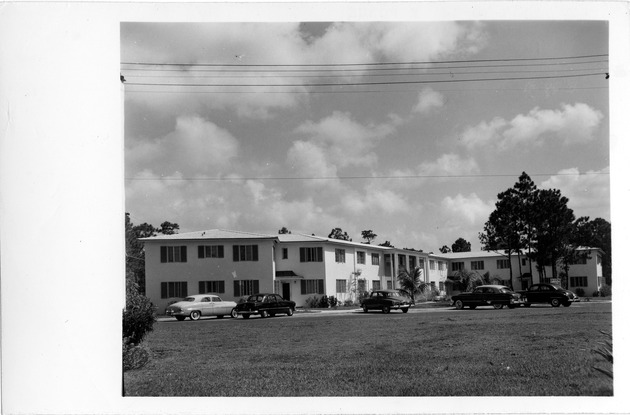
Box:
360 290 412 314
518 283 579 307
452 285 523 310
235 293 296 319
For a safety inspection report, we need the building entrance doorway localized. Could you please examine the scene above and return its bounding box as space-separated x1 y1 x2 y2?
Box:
282 282 291 301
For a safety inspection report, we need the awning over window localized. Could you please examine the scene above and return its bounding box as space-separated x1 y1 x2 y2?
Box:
275 270 303 279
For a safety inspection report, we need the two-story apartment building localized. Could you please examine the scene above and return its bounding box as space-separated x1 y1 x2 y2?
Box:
440 248 605 294
141 229 449 311
141 229 604 311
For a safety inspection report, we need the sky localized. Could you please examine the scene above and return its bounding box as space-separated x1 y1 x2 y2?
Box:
122 21 609 252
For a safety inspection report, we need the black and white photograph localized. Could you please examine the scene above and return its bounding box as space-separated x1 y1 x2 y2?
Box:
1 2 629 414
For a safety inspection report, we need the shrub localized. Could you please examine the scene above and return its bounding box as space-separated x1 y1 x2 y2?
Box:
123 278 157 347
318 295 330 308
600 284 612 297
305 296 319 308
575 288 585 297
358 291 370 303
343 298 354 307
593 290 600 297
328 296 338 307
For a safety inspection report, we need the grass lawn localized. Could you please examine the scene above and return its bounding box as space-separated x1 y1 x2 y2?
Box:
123 302 612 396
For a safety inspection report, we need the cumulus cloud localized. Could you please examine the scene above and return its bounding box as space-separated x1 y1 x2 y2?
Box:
123 22 488 119
461 103 604 150
126 115 239 177
441 193 494 225
288 111 396 181
540 167 610 220
418 153 479 177
413 88 445 114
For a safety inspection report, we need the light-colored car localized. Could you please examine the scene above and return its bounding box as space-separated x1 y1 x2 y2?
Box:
165 294 238 321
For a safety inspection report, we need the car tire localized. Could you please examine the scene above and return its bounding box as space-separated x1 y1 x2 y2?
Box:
469 305 477 310
175 316 185 321
401 308 409 313
269 312 276 317
562 302 571 307
230 308 238 318
362 305 368 313
242 314 250 319
217 315 224 319
190 310 201 321
260 310 268 318
507 304 515 309
551 298 561 307
287 308 294 316
493 304 504 310
455 300 464 310
382 305 391 314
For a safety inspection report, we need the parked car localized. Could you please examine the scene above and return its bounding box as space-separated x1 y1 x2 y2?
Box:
452 285 523 310
518 283 579 307
235 293 296 319
165 294 238 321
360 290 412 314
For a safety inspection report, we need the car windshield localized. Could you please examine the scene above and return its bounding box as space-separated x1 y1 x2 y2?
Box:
550 284 563 290
498 288 513 294
247 295 265 302
182 297 196 302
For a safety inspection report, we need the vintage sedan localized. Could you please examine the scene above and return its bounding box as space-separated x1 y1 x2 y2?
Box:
518 283 579 307
452 285 523 310
165 294 238 321
235 293 296 319
360 290 412 314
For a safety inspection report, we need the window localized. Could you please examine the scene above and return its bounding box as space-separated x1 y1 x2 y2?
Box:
198 245 224 259
301 279 324 295
521 258 528 266
335 249 346 263
372 280 381 291
357 251 366 264
438 261 444 271
418 259 424 268
386 280 392 289
161 281 188 298
199 280 225 294
451 262 464 272
358 279 366 292
570 276 589 287
398 254 406 267
282 248 288 260
497 259 510 269
160 246 187 263
429 260 435 270
371 253 380 265
300 247 323 262
232 245 259 262
233 280 259 297
336 279 347 293
572 256 588 265
471 260 485 270
439 282 445 291
409 256 416 269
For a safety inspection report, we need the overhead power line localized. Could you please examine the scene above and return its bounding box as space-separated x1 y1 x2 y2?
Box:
121 53 608 68
125 171 609 182
123 72 605 88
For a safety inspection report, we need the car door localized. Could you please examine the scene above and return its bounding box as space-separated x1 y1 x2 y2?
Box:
200 296 214 316
212 296 227 315
470 288 484 305
526 285 540 302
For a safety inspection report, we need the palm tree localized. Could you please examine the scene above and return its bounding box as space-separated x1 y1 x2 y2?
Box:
396 266 428 304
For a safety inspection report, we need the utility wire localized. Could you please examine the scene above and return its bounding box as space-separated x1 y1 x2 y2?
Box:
125 171 609 182
121 53 608 68
123 72 605 88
